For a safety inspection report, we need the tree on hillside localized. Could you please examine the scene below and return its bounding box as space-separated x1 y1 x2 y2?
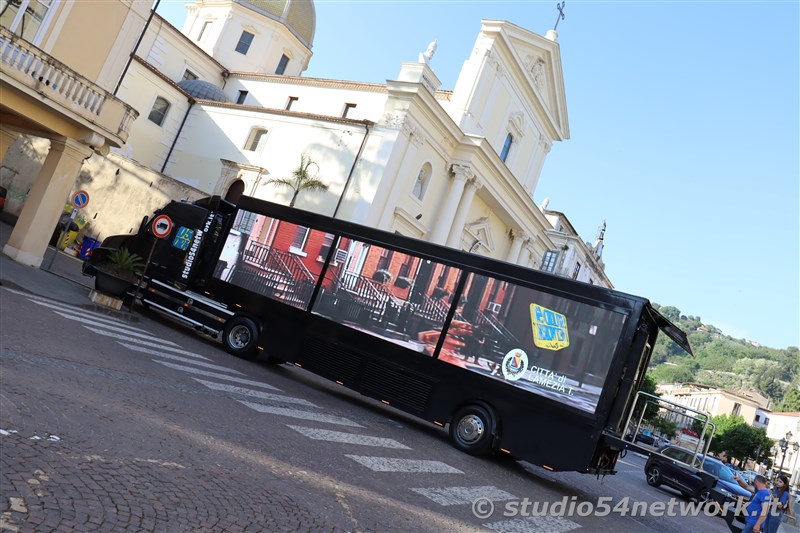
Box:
266 154 328 207
777 387 800 412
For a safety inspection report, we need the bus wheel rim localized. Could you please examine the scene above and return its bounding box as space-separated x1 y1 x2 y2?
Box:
456 414 485 444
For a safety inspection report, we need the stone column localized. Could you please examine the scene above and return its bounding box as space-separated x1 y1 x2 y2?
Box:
0 126 20 162
4 137 94 267
430 163 471 245
506 228 525 263
446 176 482 248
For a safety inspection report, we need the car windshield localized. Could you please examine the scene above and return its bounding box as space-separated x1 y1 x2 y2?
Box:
702 460 721 477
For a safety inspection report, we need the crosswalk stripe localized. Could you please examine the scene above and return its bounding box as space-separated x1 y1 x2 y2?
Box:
238 402 363 427
154 362 281 390
53 309 149 334
345 456 463 474
21 294 135 323
483 516 581 533
195 380 317 408
84 328 208 358
120 344 243 374
287 425 410 449
75 318 178 346
410 486 517 506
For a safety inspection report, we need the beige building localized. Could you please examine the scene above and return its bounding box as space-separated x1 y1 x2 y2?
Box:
657 382 771 425
0 1 140 266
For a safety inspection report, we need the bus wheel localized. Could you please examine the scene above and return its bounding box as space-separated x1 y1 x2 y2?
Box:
223 316 259 358
449 405 495 456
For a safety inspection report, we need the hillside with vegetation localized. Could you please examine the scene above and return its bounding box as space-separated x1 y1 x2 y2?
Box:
647 304 800 411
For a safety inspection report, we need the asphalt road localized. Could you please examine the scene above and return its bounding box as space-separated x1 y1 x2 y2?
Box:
0 284 734 532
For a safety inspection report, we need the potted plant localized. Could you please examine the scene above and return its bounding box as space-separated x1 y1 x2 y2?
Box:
372 269 393 283
94 247 145 297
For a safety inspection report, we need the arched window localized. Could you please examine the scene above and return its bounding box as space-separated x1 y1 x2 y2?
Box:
412 163 432 200
500 133 513 163
147 97 170 126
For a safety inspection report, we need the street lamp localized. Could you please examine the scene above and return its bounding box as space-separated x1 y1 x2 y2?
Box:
777 431 793 477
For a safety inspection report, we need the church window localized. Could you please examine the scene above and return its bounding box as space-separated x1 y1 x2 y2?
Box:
244 128 268 152
235 31 254 55
541 250 559 273
412 163 431 200
342 103 357 118
1 0 54 44
500 133 513 163
236 91 248 105
276 54 290 75
182 69 198 82
147 97 170 126
572 262 581 280
197 21 211 41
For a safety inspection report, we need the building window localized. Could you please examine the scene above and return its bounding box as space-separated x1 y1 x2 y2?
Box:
197 21 211 41
182 69 198 82
147 97 170 126
235 31 254 55
500 133 513 162
286 96 298 110
234 210 257 234
755 414 761 422
275 54 290 75
1 0 53 44
236 90 248 105
541 250 559 272
732 402 741 417
290 226 309 254
572 262 581 280
342 103 357 118
412 163 431 200
244 128 268 152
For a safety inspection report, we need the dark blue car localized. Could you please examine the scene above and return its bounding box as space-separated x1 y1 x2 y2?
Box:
645 445 751 508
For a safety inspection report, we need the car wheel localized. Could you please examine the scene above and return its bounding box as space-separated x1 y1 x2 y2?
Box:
449 405 495 456
646 465 662 487
696 488 713 507
222 316 259 359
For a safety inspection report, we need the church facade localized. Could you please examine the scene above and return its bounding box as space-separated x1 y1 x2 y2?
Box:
0 0 611 287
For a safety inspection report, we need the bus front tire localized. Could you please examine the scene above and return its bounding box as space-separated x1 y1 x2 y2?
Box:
449 405 495 456
223 316 259 359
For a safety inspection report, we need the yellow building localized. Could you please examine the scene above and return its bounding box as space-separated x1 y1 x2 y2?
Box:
657 382 771 425
0 0 139 266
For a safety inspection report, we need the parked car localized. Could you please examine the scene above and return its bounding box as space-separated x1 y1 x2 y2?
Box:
644 445 751 507
635 429 656 446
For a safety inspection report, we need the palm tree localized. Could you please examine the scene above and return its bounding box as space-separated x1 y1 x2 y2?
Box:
266 154 328 207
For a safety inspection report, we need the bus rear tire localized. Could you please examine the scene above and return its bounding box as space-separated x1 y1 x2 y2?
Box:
223 316 259 359
449 405 495 456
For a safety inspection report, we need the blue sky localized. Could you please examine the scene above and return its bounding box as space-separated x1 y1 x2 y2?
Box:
158 1 799 349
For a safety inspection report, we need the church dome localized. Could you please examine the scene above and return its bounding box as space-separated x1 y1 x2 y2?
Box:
177 79 230 103
243 0 315 48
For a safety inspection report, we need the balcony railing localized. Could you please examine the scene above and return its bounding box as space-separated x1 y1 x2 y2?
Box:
0 26 138 146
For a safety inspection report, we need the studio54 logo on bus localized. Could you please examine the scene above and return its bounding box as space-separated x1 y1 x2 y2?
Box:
530 304 570 351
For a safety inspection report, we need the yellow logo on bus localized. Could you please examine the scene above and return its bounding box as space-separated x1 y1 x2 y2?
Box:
530 303 569 351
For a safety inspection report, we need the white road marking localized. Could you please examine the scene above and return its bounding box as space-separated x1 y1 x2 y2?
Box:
74 321 179 344
120 344 243 374
287 425 410 449
154 362 280 390
84 328 208 358
345 456 463 474
239 402 363 427
483 516 581 533
53 309 149 334
25 296 139 324
411 486 517 506
195 380 317 407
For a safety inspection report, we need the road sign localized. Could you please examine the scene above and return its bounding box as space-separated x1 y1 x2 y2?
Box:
151 214 173 239
71 190 90 209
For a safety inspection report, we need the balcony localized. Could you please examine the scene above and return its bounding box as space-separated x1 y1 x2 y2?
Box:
0 26 138 148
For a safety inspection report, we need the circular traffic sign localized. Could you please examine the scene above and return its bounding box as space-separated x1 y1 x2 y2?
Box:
151 214 173 239
71 190 90 209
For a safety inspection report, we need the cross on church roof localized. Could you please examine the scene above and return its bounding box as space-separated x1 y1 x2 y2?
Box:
553 1 566 31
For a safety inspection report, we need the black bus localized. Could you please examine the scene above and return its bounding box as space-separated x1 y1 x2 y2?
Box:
85 195 693 474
